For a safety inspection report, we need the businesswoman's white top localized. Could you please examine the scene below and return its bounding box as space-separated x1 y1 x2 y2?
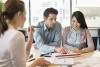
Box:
0 24 29 67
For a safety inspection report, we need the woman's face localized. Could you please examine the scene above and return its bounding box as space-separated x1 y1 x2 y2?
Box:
18 9 26 28
72 16 81 31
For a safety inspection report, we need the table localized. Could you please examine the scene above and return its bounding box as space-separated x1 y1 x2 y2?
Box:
27 48 100 67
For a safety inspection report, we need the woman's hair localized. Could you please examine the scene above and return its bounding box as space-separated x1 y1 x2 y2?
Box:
71 11 88 29
0 0 25 36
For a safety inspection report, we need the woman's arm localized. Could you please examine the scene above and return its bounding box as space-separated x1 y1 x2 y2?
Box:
26 26 34 52
26 26 35 60
81 29 94 53
9 32 26 67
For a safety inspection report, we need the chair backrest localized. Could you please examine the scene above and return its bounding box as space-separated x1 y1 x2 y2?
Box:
92 37 98 50
33 40 35 43
98 29 100 45
98 29 100 36
18 30 26 36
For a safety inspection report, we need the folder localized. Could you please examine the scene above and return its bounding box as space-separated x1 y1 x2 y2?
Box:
52 53 81 58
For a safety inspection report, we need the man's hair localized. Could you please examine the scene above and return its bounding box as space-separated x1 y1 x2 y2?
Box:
43 8 58 18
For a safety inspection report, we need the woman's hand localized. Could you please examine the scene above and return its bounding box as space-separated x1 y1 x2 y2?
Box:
72 47 82 54
55 47 69 54
31 58 51 67
32 43 38 49
26 26 35 52
27 26 35 42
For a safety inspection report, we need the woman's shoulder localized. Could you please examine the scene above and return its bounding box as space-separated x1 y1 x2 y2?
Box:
7 29 25 41
13 30 25 40
64 26 71 31
81 28 89 32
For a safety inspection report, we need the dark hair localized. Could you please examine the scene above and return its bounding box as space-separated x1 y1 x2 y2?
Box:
43 8 58 18
0 0 25 36
71 11 88 29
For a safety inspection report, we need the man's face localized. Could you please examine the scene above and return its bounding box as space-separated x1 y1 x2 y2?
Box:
44 13 57 29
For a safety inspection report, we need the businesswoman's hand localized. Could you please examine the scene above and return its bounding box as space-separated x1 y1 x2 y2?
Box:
31 58 51 67
27 26 35 42
72 47 83 54
26 26 35 52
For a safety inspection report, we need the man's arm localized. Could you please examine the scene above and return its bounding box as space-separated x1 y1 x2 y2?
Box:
34 28 55 52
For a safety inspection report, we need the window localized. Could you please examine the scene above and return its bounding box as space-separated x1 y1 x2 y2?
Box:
30 0 70 28
3 0 70 28
3 0 100 28
72 0 100 28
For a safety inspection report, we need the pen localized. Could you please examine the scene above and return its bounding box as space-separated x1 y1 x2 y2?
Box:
44 55 51 57
27 58 35 62
34 26 41 28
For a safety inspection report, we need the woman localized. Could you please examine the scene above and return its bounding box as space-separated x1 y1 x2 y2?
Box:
0 0 50 67
62 11 94 54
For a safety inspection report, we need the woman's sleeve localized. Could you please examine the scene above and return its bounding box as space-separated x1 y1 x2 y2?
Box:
9 32 26 67
81 29 94 53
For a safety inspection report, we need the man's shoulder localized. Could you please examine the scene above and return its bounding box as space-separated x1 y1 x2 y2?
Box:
38 21 44 26
34 21 44 33
56 21 61 25
55 21 61 27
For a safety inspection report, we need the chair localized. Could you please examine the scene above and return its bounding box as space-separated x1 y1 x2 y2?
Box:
33 39 35 43
92 37 98 50
96 29 100 50
18 30 28 41
98 29 100 45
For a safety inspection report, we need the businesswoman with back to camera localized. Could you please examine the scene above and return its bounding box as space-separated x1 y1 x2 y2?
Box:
0 0 50 67
62 11 94 54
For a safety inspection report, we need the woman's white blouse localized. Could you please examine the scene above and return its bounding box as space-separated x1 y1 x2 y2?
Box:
0 24 28 67
67 28 81 49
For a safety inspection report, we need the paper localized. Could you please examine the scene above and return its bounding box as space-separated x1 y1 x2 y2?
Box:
44 57 74 65
93 50 100 57
72 57 100 67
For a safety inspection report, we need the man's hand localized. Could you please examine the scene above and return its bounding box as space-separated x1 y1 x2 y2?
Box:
55 47 69 54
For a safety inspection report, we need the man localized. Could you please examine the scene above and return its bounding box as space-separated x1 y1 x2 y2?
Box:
34 8 68 54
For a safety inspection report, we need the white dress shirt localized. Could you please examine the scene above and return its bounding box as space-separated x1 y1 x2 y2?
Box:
0 24 29 67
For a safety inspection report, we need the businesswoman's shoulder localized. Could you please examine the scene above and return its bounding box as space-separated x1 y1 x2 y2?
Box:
64 26 71 32
81 28 90 34
10 30 25 43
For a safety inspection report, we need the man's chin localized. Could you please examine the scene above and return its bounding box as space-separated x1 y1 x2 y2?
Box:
51 26 54 28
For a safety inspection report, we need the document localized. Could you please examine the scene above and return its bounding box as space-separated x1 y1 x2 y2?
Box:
44 57 74 65
73 57 100 67
73 51 100 67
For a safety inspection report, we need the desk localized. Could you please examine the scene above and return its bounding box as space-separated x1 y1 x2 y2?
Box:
27 48 100 67
73 51 94 61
